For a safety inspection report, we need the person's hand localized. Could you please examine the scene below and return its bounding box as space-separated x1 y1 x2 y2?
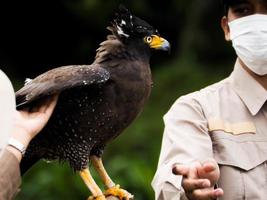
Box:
11 95 58 147
172 159 224 200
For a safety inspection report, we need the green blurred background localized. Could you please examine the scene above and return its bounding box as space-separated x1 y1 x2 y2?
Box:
0 0 236 199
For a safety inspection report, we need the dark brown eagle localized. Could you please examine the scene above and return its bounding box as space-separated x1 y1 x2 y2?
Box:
17 6 170 200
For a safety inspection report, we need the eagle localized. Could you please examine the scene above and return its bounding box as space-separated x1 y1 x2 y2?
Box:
17 6 170 200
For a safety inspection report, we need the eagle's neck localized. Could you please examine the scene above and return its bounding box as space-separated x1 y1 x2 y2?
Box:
93 34 151 66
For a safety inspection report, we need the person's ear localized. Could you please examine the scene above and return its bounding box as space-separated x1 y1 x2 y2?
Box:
221 16 231 41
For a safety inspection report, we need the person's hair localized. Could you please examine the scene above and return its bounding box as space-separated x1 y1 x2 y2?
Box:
223 0 267 15
222 0 235 15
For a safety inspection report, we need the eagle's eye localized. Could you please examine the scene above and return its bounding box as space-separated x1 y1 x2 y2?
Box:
145 36 153 44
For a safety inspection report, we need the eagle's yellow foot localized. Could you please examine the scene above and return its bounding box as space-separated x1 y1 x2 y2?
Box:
104 185 134 200
87 194 106 200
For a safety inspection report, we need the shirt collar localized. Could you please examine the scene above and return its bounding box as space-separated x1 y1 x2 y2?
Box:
230 60 267 116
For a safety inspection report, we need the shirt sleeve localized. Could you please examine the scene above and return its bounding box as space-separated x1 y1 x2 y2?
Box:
152 93 213 200
0 149 21 200
0 70 16 153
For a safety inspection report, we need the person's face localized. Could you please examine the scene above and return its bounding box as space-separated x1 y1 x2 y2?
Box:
221 0 267 41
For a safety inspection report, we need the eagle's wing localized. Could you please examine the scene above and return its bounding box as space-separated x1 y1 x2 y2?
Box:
16 65 110 107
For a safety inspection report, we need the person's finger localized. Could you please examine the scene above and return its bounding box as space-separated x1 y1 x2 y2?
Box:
20 106 30 112
188 161 201 179
202 162 216 173
182 178 210 192
190 188 224 200
41 94 58 114
197 160 220 186
38 94 58 113
28 94 58 113
29 102 40 113
172 164 190 176
202 159 218 173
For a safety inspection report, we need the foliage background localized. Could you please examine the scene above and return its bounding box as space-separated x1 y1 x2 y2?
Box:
0 0 236 199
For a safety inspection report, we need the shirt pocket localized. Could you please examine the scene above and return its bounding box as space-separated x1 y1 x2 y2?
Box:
208 119 267 171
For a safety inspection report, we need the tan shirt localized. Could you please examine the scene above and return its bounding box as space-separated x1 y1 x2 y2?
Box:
152 60 267 200
0 149 21 200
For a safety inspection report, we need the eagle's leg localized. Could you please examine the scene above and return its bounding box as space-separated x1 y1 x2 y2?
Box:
79 168 105 200
90 155 134 200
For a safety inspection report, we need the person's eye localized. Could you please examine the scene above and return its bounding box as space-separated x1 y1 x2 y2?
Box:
264 3 267 13
232 4 252 16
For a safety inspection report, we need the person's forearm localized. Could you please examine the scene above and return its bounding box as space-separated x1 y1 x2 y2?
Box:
0 149 21 200
6 146 23 162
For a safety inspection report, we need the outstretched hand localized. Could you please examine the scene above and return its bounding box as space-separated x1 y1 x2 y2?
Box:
172 159 223 200
11 95 58 148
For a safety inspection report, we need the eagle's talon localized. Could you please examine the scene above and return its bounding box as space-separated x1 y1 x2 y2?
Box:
104 185 134 200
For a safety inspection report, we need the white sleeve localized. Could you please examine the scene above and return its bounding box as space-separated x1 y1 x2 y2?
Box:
0 70 16 155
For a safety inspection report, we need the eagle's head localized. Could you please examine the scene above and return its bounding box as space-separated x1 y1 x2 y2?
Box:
110 5 170 52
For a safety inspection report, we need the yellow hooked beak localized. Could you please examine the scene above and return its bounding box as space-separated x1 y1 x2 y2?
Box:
144 35 170 51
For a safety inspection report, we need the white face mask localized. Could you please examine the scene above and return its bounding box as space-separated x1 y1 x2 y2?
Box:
229 14 267 75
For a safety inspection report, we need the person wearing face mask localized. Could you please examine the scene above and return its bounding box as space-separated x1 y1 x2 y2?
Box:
152 0 267 199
